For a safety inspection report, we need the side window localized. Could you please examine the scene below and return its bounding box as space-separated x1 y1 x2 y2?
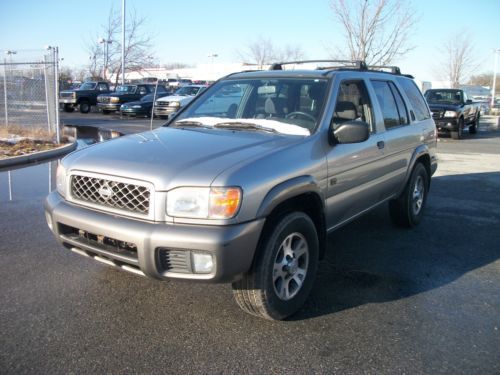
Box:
396 77 431 121
98 83 108 91
371 81 400 129
332 80 374 131
389 82 409 125
138 86 148 95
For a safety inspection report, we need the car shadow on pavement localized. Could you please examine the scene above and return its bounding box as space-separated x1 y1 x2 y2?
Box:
291 171 500 321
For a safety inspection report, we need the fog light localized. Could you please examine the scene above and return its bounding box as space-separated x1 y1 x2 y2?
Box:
191 252 214 274
45 212 53 231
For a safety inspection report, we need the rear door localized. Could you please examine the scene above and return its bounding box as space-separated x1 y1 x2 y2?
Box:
368 78 420 195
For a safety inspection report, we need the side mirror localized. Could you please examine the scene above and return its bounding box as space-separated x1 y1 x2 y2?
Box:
466 99 472 105
329 120 370 145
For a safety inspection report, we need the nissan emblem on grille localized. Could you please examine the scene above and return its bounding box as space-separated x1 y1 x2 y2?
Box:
98 183 113 200
71 175 150 214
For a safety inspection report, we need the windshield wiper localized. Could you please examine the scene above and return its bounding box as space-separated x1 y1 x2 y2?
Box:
172 120 211 129
213 122 278 133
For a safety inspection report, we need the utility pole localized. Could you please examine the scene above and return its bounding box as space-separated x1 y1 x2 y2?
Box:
121 0 126 85
492 49 499 108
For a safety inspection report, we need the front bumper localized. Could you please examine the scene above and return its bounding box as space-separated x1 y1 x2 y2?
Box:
434 118 458 132
59 98 77 104
154 107 178 117
98 103 121 111
44 192 264 283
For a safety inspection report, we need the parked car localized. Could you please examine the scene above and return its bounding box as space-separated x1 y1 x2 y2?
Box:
97 84 168 114
119 92 171 117
59 81 112 113
153 84 207 119
424 88 481 139
45 60 437 320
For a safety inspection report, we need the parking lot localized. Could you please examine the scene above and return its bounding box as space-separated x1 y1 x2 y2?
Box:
0 115 499 373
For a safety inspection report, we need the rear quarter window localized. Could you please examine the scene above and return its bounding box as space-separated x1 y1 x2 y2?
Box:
396 77 430 121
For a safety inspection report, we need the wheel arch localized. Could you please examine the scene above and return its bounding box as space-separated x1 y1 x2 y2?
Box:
398 146 432 196
256 176 327 259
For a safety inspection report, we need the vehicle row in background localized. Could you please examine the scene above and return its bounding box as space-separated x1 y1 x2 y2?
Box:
97 84 169 114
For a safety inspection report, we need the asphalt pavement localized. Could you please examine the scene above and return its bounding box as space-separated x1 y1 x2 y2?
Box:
0 115 499 374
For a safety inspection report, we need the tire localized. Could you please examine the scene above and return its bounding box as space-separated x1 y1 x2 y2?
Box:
63 104 74 113
79 100 91 114
232 212 319 320
469 113 479 134
389 163 429 228
451 118 464 140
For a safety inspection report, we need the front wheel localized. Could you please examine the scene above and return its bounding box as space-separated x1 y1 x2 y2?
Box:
451 118 464 139
232 212 319 320
79 101 91 113
469 113 479 134
389 163 429 228
63 104 74 113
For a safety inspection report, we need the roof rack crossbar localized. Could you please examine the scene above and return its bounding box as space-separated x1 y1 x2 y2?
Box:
269 60 367 71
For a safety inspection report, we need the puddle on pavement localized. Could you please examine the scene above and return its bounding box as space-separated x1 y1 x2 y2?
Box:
0 127 122 203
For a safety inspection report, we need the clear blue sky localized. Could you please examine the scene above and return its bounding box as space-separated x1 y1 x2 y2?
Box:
0 0 499 81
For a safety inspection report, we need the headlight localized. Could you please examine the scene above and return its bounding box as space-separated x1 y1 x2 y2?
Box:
166 187 242 219
132 105 142 109
168 101 181 108
56 163 67 198
72 92 76 98
110 97 120 103
444 110 458 117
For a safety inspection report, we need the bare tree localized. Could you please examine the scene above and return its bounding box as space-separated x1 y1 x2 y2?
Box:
437 32 478 88
85 7 154 84
469 72 500 91
237 37 305 68
330 0 417 65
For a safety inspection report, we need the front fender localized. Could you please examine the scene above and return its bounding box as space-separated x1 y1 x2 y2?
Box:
256 175 323 218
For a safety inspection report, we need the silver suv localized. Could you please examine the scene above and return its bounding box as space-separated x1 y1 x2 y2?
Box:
45 61 437 320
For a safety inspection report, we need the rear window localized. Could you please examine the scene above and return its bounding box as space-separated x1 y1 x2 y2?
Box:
396 77 430 121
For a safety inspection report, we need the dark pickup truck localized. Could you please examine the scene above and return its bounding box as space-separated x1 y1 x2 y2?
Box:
59 81 112 113
424 89 481 139
97 83 168 114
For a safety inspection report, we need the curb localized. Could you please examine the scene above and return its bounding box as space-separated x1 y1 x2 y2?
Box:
0 141 78 171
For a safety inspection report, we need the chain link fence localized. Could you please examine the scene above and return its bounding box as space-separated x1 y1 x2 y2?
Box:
0 49 60 142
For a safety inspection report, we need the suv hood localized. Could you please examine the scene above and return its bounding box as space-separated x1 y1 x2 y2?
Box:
428 103 461 111
63 127 302 191
156 94 193 103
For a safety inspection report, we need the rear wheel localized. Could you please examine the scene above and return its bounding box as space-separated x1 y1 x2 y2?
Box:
79 100 91 113
232 212 319 320
389 163 429 228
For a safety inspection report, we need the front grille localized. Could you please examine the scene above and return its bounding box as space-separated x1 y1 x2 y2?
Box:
60 92 74 98
431 110 443 119
158 248 191 273
155 101 170 107
71 175 151 215
98 96 111 103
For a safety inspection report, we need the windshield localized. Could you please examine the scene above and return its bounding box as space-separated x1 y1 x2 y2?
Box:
425 90 462 104
171 78 328 135
116 85 137 94
79 82 97 90
175 86 203 96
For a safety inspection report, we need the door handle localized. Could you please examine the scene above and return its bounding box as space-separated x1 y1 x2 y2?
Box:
377 141 385 149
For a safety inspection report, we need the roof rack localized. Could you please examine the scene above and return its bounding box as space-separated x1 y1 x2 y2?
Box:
269 60 367 71
368 65 402 75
